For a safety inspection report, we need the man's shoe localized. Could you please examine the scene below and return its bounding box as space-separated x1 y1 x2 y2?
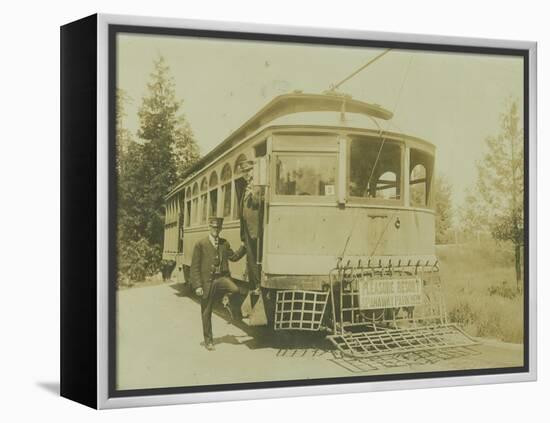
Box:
205 342 216 351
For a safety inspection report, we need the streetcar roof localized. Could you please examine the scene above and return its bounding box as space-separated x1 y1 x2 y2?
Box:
177 93 392 179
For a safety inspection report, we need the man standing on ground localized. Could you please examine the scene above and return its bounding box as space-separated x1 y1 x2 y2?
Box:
190 217 245 351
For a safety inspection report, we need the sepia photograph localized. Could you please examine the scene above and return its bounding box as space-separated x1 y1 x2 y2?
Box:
111 26 528 394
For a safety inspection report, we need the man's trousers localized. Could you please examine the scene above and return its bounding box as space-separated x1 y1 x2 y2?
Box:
200 276 241 345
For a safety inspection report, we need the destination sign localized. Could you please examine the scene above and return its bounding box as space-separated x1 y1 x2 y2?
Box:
358 277 423 309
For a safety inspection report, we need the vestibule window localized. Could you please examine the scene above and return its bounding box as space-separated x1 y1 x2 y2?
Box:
275 154 336 197
410 148 434 208
348 137 402 203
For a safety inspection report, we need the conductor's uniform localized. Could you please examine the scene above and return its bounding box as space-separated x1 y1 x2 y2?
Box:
239 184 263 290
190 218 245 348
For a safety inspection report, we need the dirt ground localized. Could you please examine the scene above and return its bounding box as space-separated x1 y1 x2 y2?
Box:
116 282 524 391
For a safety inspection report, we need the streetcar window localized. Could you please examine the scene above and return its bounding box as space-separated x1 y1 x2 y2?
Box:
185 200 191 227
254 140 267 157
178 192 185 221
209 189 218 217
222 183 232 217
275 154 336 197
200 193 208 224
348 138 402 202
221 164 232 218
208 171 219 218
209 171 218 187
234 178 247 218
410 149 434 207
234 153 248 174
192 197 198 224
191 183 199 225
376 171 399 200
199 177 208 224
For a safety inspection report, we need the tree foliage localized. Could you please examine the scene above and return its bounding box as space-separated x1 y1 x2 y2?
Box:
460 99 524 287
434 174 454 244
115 89 133 174
117 57 200 283
459 187 490 237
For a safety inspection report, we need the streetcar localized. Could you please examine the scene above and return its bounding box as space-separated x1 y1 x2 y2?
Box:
163 91 476 357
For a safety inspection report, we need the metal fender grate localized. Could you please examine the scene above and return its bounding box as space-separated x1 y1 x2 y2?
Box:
274 290 329 331
327 324 478 358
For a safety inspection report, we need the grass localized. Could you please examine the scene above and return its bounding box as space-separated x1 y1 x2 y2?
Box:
437 241 524 344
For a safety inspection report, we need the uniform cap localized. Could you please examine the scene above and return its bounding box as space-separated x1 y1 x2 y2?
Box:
237 160 254 173
208 217 224 228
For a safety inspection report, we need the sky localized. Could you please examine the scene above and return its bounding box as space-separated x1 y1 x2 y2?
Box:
117 33 524 207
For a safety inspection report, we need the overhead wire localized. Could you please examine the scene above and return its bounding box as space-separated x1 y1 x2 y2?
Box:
339 52 415 260
330 49 392 91
366 54 414 191
367 53 414 257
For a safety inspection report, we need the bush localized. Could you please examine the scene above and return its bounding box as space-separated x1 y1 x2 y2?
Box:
118 238 162 286
448 300 478 327
488 281 518 299
447 292 523 343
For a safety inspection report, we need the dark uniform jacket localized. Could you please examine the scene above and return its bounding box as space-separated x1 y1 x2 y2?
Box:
239 187 263 241
190 237 245 298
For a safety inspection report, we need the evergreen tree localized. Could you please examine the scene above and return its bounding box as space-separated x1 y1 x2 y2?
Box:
117 56 200 283
115 89 133 174
134 56 200 246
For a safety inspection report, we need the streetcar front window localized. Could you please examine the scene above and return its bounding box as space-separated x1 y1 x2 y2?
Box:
410 148 434 208
275 154 336 198
348 137 402 203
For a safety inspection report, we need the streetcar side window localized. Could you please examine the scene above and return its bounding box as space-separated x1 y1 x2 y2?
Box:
209 190 218 217
184 187 191 227
222 184 232 217
192 198 198 224
209 171 218 217
185 200 191 227
200 178 208 224
191 183 199 225
177 192 185 253
254 140 267 157
221 163 232 218
200 193 208 224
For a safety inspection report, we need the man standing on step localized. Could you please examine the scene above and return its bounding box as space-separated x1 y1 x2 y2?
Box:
190 217 246 351
237 160 264 294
